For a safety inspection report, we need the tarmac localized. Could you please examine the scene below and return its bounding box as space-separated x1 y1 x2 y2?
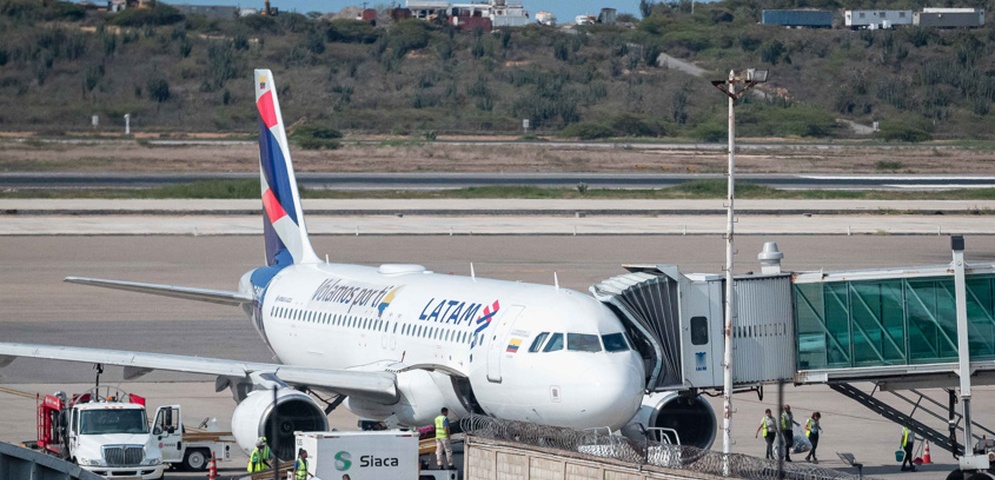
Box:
1 202 994 480
0 198 993 235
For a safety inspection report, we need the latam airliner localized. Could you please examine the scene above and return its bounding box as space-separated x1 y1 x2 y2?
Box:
0 70 648 458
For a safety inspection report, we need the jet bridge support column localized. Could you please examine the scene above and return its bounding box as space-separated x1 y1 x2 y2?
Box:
952 235 989 472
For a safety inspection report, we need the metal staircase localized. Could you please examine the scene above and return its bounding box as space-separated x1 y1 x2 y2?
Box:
830 383 995 456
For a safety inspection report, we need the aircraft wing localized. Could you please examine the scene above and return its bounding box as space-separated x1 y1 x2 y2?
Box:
0 342 397 403
65 277 254 306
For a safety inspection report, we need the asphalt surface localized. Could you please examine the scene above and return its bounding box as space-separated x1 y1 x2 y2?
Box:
3 234 995 480
2 199 995 236
3 172 995 190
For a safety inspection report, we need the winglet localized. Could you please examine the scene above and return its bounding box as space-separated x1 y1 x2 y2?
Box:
254 69 320 266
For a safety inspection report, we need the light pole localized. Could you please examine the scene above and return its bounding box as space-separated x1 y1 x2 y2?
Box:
710 68 768 460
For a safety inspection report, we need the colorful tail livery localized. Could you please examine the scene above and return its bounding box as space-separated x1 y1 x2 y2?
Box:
255 69 320 267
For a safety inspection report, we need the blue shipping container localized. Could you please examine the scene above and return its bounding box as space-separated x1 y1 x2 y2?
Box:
762 10 833 28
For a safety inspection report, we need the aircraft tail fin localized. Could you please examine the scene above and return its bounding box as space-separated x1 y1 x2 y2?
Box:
254 69 319 266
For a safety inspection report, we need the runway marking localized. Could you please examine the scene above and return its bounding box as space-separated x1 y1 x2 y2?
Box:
0 386 37 399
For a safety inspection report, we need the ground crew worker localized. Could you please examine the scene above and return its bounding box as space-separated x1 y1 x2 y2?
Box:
435 407 454 469
247 437 272 472
780 404 799 462
804 412 822 464
755 408 777 460
294 448 314 479
901 427 917 472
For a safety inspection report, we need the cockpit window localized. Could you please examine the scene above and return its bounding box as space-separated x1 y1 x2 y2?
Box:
567 333 602 352
542 333 564 352
529 332 549 353
602 333 629 352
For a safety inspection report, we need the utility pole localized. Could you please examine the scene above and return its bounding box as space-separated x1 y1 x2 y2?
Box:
711 68 769 464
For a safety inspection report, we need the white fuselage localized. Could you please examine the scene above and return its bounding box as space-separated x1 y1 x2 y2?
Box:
244 262 645 430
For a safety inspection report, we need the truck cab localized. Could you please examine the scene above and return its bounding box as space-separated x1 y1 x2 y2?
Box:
152 404 232 471
36 387 165 480
68 398 165 479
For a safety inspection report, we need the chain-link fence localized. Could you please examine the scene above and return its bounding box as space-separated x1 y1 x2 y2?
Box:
460 415 871 480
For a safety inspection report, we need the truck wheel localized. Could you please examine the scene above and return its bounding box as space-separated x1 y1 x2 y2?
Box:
948 469 966 480
183 448 209 471
967 473 995 480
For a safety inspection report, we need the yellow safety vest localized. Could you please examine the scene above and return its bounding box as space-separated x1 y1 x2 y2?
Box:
902 428 911 448
247 448 264 472
295 458 308 480
261 445 272 462
760 416 773 436
805 418 813 437
435 415 448 439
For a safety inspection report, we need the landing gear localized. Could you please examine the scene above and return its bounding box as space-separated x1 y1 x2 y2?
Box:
946 469 995 480
967 472 995 480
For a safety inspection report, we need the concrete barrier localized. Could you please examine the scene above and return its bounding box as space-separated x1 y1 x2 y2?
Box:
0 442 103 480
463 435 720 480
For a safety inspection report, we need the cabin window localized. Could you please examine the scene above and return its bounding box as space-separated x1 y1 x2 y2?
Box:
567 333 602 352
528 332 549 353
602 333 629 352
543 333 564 352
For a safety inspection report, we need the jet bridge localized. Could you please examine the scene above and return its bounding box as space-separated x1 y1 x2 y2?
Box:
592 239 995 459
590 265 795 392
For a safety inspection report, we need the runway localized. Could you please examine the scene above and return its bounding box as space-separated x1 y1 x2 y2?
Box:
2 234 994 479
2 172 995 190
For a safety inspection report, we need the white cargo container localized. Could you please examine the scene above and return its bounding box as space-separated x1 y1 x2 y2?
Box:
296 431 420 480
844 10 912 29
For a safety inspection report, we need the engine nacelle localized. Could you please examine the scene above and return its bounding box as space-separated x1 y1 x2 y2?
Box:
232 388 327 461
621 392 716 450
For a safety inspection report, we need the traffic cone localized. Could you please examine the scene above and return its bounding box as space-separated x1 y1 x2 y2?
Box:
207 451 217 479
923 441 933 464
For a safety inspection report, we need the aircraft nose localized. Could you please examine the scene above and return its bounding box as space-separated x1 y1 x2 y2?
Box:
576 357 644 429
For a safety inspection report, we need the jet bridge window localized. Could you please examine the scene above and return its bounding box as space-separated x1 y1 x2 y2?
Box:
690 316 708 345
567 333 602 352
543 333 564 352
529 332 550 353
601 333 629 352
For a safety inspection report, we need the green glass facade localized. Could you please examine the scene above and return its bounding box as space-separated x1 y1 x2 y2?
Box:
794 274 995 370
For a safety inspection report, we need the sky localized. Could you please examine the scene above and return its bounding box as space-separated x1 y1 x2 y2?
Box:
160 0 644 26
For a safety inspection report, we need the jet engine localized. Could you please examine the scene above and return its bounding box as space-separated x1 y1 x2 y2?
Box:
621 392 716 450
231 388 327 460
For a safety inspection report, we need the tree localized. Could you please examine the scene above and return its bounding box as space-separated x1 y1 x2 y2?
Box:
639 0 654 19
147 76 170 103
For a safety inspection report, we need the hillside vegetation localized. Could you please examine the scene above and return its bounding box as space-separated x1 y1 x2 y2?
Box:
2 0 995 140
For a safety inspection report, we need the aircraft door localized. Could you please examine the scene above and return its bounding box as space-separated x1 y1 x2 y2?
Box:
153 405 183 463
388 318 398 350
486 305 525 383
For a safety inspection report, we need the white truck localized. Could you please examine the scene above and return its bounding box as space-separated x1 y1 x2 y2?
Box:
37 387 166 480
295 431 457 480
151 404 234 471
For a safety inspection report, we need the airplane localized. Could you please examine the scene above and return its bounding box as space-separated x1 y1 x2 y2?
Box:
0 70 711 460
